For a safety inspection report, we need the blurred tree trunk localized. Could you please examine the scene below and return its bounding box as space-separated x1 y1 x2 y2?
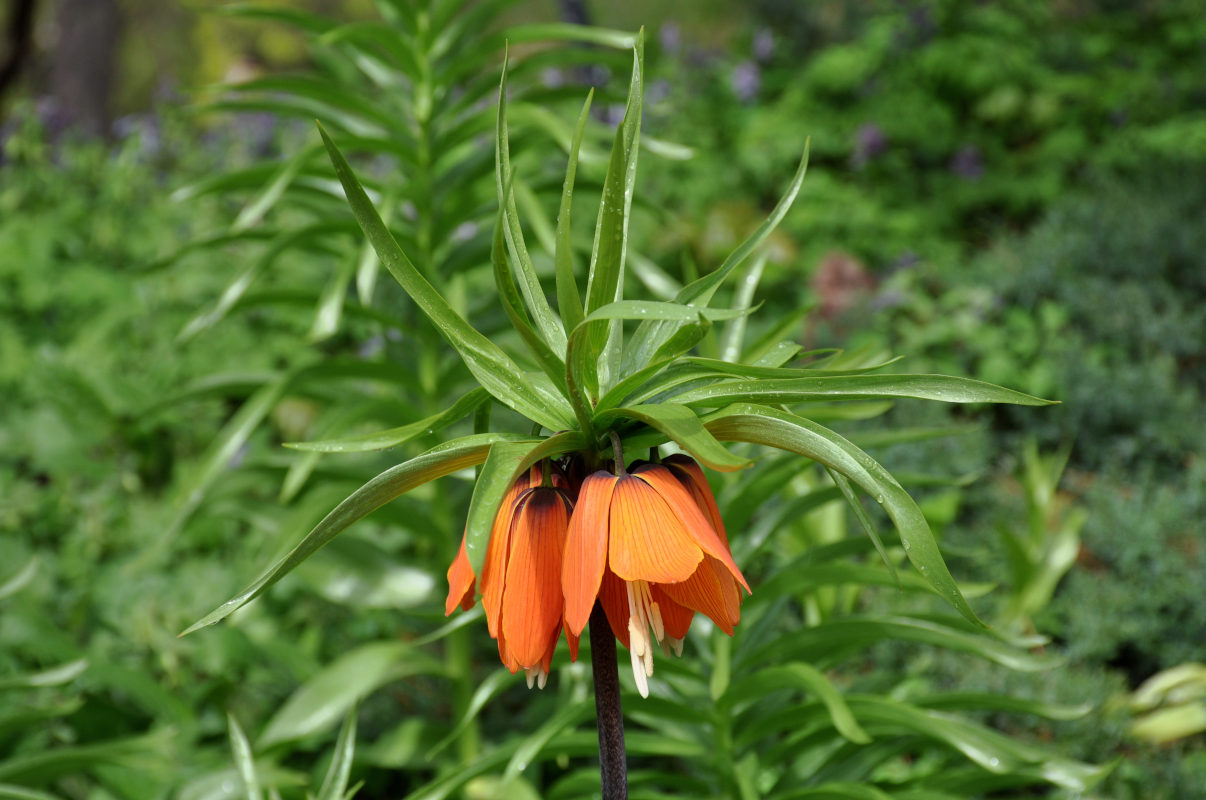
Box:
0 0 38 98
49 0 122 136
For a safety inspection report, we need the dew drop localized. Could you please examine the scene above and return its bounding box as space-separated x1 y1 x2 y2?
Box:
875 495 884 504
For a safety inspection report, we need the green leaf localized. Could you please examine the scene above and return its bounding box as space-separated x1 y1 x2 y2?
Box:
581 32 645 394
181 434 528 635
232 144 319 232
554 90 593 332
284 389 489 453
463 432 586 577
627 141 809 364
426 670 512 759
676 374 1055 408
595 403 750 472
490 212 570 394
227 715 263 800
724 664 871 744
0 784 65 800
719 250 768 363
0 557 38 601
0 659 87 691
827 468 897 583
846 697 1109 791
495 51 567 354
706 405 983 626
502 698 593 786
319 124 573 431
260 642 439 747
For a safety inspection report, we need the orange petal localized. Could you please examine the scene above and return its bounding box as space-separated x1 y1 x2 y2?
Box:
650 584 695 640
445 535 476 615
562 471 617 635
659 557 739 635
632 465 750 593
664 454 731 548
608 475 703 584
598 568 631 650
500 489 571 668
480 474 531 637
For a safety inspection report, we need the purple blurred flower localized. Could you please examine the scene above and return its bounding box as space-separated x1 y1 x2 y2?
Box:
731 61 761 102
949 144 984 181
752 28 775 62
660 21 682 56
851 123 888 168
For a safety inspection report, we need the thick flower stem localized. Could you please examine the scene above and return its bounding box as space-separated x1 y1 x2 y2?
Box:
590 602 628 799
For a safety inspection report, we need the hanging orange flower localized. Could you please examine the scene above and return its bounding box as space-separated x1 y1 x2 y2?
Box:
446 467 578 689
562 458 749 697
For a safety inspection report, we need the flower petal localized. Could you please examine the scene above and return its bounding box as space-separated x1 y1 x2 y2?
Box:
660 557 740 635
632 465 750 593
562 471 617 635
444 535 476 615
598 568 631 649
608 475 703 584
481 473 532 637
649 584 694 640
664 454 731 547
501 489 571 668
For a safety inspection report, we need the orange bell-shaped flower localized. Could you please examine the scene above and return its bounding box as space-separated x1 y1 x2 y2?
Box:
562 458 749 697
445 466 577 689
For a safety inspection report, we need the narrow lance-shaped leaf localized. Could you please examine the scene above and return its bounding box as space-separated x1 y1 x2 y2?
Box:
676 373 1055 409
314 709 358 800
181 434 535 635
555 89 594 332
722 663 871 745
319 124 574 431
827 467 898 584
581 32 644 395
496 50 567 354
627 141 809 367
719 250 768 363
284 388 490 453
595 403 750 472
489 211 571 396
706 404 983 626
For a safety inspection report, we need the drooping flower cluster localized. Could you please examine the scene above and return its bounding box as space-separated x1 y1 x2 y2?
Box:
446 454 748 696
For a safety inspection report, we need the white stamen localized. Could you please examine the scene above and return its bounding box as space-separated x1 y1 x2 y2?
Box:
650 601 665 642
630 646 648 697
670 637 684 657
525 668 537 689
537 669 548 690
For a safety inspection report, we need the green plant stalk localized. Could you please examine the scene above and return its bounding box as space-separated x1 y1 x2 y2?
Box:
590 603 627 799
445 625 481 762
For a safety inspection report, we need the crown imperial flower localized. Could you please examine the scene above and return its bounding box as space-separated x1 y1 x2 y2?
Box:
447 455 748 696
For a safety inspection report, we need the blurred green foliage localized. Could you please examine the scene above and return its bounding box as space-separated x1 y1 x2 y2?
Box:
1 0 1203 796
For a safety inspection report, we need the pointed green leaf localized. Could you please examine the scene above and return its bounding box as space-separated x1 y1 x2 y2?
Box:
285 389 489 453
676 374 1055 409
827 468 897 583
227 715 263 800
707 405 983 626
315 710 358 800
182 434 530 635
496 52 567 354
554 90 593 332
580 33 644 394
319 124 573 431
724 664 870 744
595 403 750 472
627 141 809 364
260 642 439 747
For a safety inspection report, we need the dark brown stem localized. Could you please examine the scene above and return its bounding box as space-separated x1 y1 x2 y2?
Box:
589 602 628 799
